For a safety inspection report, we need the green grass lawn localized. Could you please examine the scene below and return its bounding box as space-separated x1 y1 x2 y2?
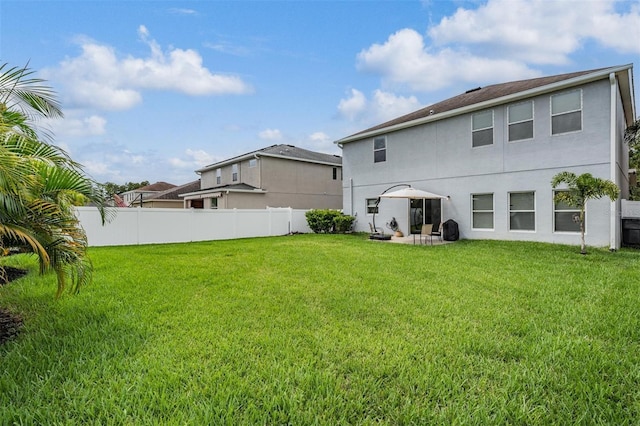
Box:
1 235 639 424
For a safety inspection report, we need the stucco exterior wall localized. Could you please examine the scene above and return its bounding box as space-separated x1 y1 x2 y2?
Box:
342 79 625 248
257 157 342 209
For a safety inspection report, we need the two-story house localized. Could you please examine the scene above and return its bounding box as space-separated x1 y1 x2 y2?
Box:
180 144 343 210
336 64 636 249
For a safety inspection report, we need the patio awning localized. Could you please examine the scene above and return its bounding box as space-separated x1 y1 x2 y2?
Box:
379 187 448 200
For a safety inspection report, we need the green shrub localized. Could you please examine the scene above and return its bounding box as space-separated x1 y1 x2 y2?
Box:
333 214 356 233
305 209 355 233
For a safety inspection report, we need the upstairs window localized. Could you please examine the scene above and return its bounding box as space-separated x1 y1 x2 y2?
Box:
373 137 386 163
508 101 534 141
216 168 221 185
472 193 494 229
551 90 582 135
472 110 493 147
509 191 535 231
332 167 337 180
232 164 238 182
249 159 257 168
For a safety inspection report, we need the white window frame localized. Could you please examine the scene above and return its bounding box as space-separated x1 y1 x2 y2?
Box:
216 168 221 185
551 89 582 135
210 197 218 209
509 191 536 232
553 190 582 233
508 101 534 142
472 110 494 148
471 193 494 230
232 164 238 182
366 198 379 215
249 159 257 168
373 136 386 163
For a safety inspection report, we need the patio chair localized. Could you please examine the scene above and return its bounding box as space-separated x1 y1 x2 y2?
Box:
430 222 443 243
421 224 433 245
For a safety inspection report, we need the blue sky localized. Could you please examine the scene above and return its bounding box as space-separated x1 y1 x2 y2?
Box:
1 1 639 185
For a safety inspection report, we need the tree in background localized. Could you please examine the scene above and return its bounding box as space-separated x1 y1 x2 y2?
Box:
625 118 640 200
551 172 619 255
0 63 108 296
101 181 150 198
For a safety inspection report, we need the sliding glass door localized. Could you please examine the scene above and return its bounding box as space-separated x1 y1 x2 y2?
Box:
409 199 442 234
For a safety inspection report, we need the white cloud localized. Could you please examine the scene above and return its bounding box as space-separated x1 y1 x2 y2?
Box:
304 131 339 154
337 89 367 120
370 90 422 123
309 132 330 143
355 0 639 94
338 88 422 124
168 8 198 16
169 148 218 169
259 128 283 141
44 113 107 138
44 26 252 111
428 0 640 61
357 28 539 92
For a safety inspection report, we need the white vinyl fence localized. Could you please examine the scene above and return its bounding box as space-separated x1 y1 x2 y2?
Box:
622 199 640 218
75 207 312 247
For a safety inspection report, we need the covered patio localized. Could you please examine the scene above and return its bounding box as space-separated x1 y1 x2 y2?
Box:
370 185 456 244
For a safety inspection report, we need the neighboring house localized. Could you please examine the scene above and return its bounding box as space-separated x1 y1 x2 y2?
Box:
336 64 636 250
121 181 176 206
181 144 342 209
138 180 201 208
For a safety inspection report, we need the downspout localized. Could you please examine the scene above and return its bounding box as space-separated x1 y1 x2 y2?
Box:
254 154 262 189
609 72 618 250
349 178 354 216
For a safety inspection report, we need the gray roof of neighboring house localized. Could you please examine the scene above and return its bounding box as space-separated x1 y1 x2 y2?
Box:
144 180 201 201
180 183 263 198
337 64 635 144
135 181 177 192
196 144 342 173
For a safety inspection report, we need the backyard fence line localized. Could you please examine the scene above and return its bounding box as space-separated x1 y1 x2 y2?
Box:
74 207 312 247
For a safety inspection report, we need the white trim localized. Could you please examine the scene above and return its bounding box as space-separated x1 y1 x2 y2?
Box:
508 191 536 232
471 193 494 230
471 110 494 148
550 89 583 136
507 100 534 142
373 136 387 163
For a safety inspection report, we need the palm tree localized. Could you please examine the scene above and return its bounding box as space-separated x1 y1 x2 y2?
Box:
1 62 108 296
551 172 619 255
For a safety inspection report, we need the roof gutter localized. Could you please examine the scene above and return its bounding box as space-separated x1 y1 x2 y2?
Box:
335 64 634 145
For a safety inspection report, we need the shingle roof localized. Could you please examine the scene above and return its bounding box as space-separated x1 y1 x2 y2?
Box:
178 182 263 198
259 144 342 164
200 183 259 192
197 144 341 172
147 180 201 200
136 181 177 192
338 65 631 143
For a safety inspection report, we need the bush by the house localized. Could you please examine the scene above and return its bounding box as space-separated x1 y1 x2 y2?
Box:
305 209 355 233
333 214 356 233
